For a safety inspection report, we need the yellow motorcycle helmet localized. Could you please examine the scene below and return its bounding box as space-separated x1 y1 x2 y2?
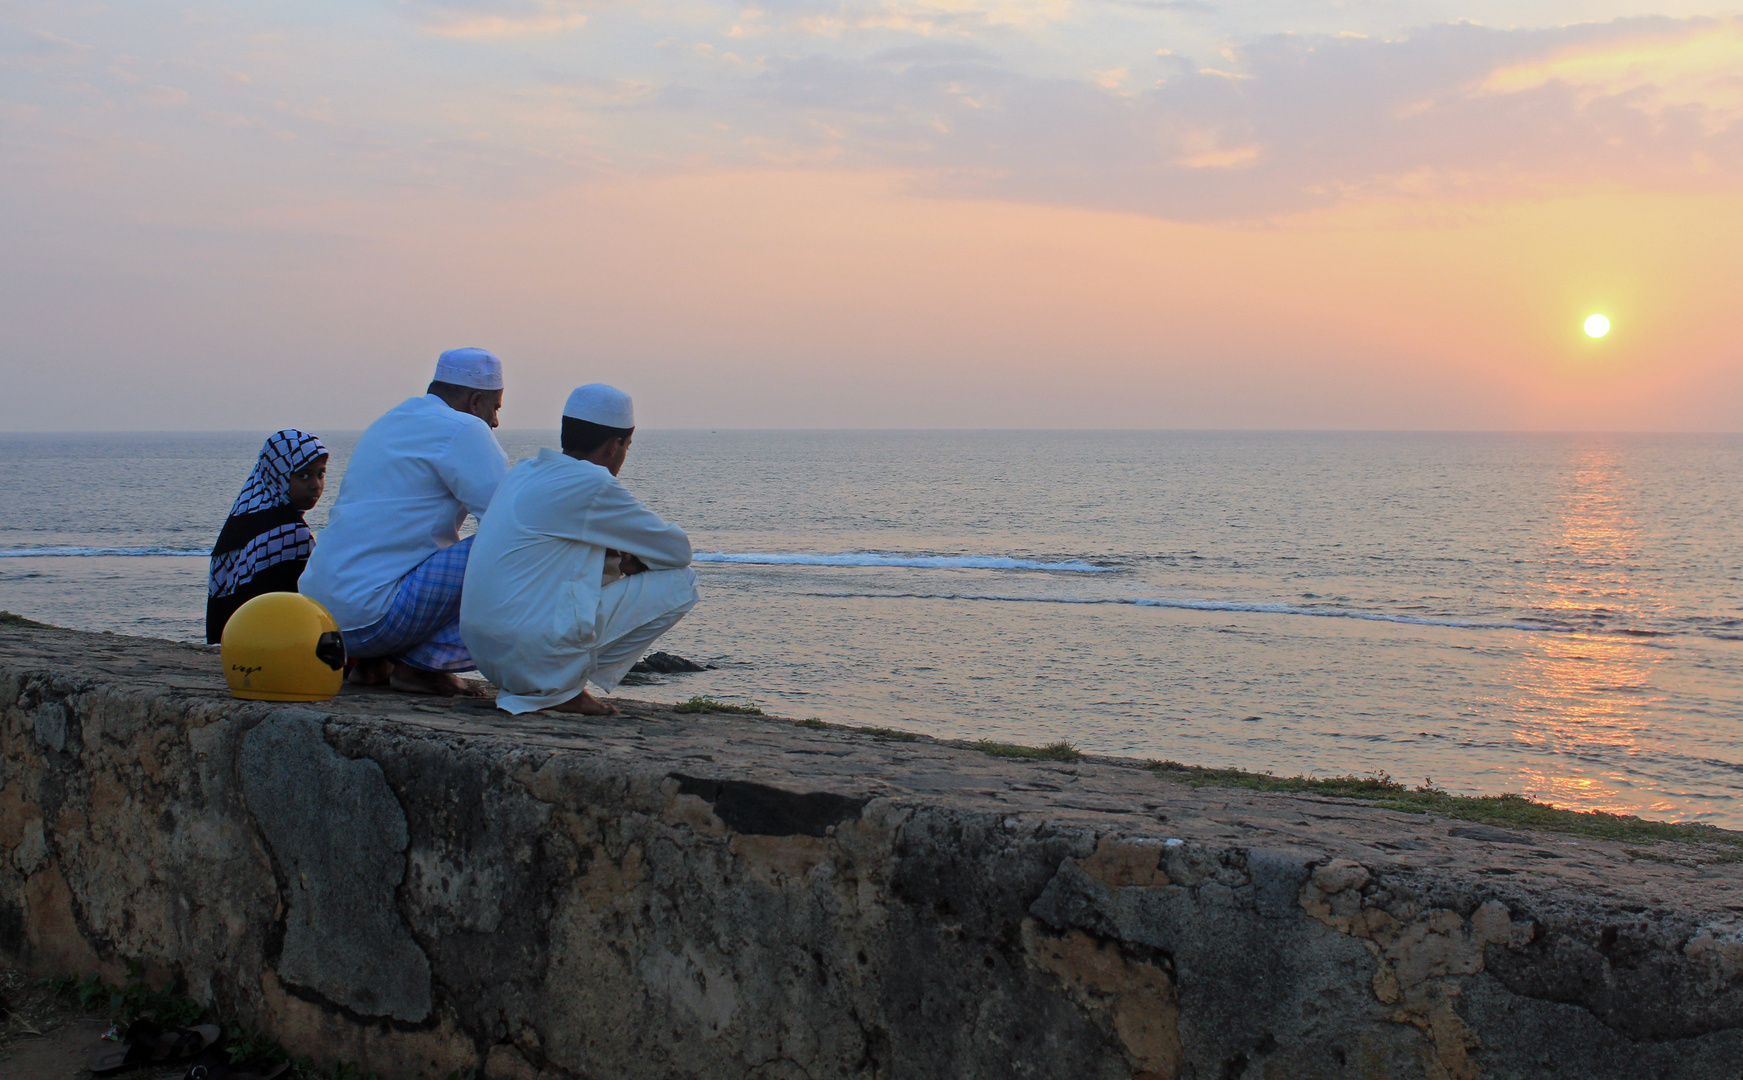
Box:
220 592 347 701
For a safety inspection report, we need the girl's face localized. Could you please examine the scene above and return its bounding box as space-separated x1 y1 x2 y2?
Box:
287 456 328 511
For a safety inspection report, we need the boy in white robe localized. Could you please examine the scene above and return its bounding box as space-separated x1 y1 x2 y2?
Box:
460 384 698 715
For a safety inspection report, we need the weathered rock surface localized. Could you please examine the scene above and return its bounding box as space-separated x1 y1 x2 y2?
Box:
239 709 432 1023
3 623 1742 1079
631 652 712 674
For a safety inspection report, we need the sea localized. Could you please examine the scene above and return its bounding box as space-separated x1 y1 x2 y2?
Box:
2 430 1740 827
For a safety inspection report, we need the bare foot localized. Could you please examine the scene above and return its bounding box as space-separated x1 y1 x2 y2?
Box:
548 689 618 716
348 657 395 686
390 666 488 697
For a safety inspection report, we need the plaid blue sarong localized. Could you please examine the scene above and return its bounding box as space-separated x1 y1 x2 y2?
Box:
342 537 476 672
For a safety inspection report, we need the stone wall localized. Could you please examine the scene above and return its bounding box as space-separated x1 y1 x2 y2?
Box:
3 627 1742 1079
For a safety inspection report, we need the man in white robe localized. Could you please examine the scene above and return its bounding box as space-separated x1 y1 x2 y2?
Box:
460 384 698 714
299 348 509 696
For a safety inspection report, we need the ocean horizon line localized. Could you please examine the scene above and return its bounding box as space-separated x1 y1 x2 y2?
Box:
0 547 1122 575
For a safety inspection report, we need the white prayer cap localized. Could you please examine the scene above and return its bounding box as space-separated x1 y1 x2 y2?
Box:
563 384 635 429
433 347 504 391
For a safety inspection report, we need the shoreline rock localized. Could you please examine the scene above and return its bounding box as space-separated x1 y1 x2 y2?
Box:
629 650 713 674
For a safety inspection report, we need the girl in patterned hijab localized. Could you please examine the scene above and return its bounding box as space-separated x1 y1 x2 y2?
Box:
206 429 330 643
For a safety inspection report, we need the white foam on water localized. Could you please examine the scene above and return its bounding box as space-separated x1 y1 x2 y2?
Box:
803 589 1584 634
0 546 207 557
693 551 1117 572
1127 595 1578 632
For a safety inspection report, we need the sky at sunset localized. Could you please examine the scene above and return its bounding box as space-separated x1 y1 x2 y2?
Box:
3 0 1742 431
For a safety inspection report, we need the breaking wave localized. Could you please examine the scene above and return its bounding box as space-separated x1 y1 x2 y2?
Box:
802 590 1585 634
0 546 207 557
693 551 1116 572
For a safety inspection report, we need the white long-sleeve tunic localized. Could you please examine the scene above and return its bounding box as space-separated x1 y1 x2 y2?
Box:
459 448 692 711
300 395 508 630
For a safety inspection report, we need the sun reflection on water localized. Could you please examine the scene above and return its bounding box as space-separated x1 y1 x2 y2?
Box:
1500 445 1675 818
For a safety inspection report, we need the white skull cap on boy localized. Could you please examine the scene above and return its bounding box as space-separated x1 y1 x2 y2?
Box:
563 384 635 429
433 347 504 391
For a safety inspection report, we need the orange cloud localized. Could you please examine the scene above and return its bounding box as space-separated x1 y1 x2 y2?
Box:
1481 21 1743 129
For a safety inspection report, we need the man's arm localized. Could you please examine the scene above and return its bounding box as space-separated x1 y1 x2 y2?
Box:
437 420 510 518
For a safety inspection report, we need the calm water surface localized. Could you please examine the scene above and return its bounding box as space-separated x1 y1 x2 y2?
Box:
1 430 1739 826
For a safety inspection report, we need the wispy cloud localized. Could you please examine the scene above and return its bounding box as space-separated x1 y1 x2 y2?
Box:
0 27 92 58
1479 19 1743 130
6 3 1742 222
733 0 1075 38
399 0 593 38
736 16 1743 218
540 73 664 106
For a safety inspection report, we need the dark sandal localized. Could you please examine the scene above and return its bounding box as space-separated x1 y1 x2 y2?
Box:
184 1050 289 1080
89 1020 222 1074
87 1019 161 1074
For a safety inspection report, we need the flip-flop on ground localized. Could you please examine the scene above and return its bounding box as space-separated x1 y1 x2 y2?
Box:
0 969 129 1080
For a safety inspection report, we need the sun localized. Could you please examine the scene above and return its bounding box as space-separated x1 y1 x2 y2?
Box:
1584 313 1610 338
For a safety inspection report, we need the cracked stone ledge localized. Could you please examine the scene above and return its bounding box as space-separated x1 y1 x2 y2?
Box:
3 624 1742 1079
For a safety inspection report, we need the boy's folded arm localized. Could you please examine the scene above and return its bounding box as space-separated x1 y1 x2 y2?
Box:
577 483 692 569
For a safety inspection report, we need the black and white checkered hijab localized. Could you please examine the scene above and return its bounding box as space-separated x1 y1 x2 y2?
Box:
208 430 328 599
